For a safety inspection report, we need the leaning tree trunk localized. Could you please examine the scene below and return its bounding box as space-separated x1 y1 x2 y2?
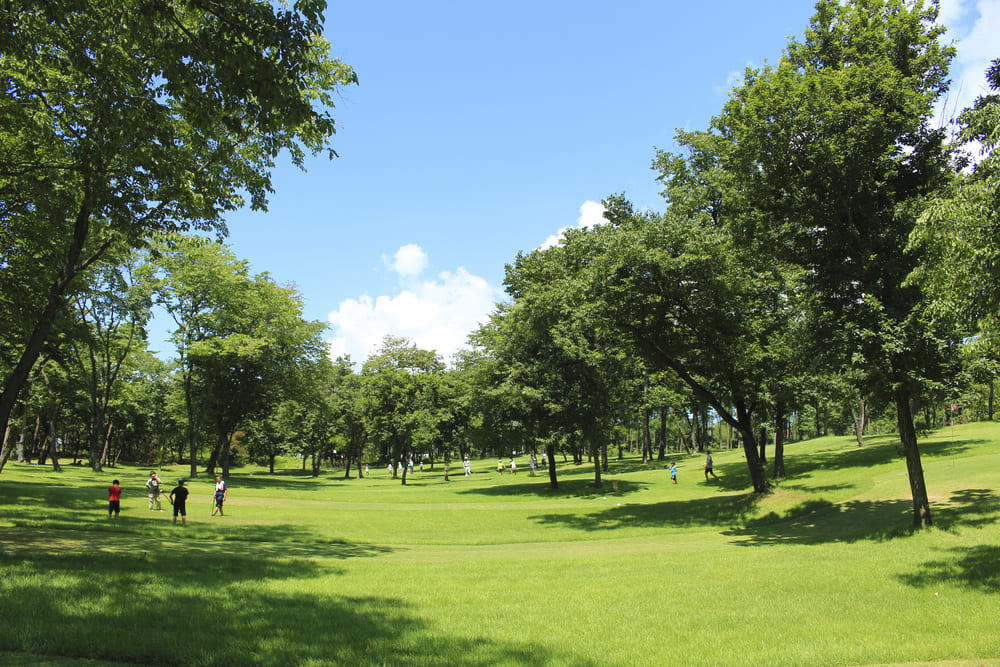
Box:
895 388 932 527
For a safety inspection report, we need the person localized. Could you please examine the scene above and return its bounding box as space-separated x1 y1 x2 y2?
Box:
704 451 719 480
670 462 678 484
509 457 517 476
364 463 369 477
170 479 189 526
497 458 504 476
529 454 537 476
108 479 122 519
146 471 162 511
211 475 227 516
464 456 471 476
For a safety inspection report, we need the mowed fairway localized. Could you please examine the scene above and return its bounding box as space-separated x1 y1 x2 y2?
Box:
2 424 999 666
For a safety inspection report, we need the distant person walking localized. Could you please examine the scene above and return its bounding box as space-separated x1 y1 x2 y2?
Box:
529 455 537 476
670 462 678 484
704 451 718 481
169 479 189 526
463 456 471 476
146 471 162 511
497 458 504 476
211 476 227 516
509 457 517 476
108 479 122 519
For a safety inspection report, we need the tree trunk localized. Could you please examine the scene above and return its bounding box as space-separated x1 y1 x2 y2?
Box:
641 375 651 462
546 443 558 490
895 388 932 527
735 403 770 494
851 398 867 447
0 202 96 473
657 405 667 460
99 420 113 469
183 360 198 479
0 425 12 474
773 401 786 480
758 426 767 466
988 378 994 421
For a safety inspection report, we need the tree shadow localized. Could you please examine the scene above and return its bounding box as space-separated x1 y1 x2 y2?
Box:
897 544 1000 593
779 435 985 479
722 488 1000 547
458 477 650 499
527 492 761 531
0 543 568 666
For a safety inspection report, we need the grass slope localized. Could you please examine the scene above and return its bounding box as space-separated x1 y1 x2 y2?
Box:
1 423 998 666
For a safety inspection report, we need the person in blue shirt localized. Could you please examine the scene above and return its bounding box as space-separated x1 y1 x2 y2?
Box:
704 451 719 480
670 462 678 484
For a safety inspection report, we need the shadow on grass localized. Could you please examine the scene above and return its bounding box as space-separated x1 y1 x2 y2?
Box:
0 543 565 666
458 477 650 499
722 488 1000 547
528 492 762 531
898 543 1000 593
778 436 986 480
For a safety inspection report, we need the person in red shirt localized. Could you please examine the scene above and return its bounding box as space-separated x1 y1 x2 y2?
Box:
108 480 122 519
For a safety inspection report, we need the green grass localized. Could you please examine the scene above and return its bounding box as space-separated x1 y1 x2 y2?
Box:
1 424 999 666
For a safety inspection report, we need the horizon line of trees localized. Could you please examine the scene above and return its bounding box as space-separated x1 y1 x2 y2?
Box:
2 1 999 529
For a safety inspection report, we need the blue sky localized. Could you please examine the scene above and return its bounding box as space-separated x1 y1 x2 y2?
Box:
186 0 997 366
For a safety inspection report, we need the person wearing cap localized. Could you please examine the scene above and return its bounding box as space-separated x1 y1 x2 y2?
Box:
146 471 162 511
169 479 189 526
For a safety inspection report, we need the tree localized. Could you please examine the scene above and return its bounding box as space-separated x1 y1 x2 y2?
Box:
549 196 795 494
362 337 445 485
715 0 956 525
0 1 356 462
500 239 635 489
63 254 153 471
910 59 1000 359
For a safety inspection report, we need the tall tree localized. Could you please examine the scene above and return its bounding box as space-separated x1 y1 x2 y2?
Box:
715 0 956 525
362 337 445 485
0 1 356 458
63 254 152 471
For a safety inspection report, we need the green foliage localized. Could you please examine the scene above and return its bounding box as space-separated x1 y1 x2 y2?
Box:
0 0 356 464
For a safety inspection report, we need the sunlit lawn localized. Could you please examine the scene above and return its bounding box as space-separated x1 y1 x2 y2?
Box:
1 423 999 665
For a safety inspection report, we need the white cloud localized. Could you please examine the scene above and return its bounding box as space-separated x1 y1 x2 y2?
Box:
327 263 501 366
539 200 608 250
385 243 428 278
934 0 997 130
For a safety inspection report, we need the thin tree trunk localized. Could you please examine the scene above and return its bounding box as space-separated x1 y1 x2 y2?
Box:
641 375 651 462
895 388 932 527
99 420 113 468
852 398 867 447
546 443 558 490
0 425 11 473
773 401 786 479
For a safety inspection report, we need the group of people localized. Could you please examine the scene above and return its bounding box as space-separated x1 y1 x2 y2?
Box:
107 473 228 526
667 451 720 484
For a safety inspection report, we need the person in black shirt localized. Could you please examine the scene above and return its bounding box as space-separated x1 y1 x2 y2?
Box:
169 479 190 526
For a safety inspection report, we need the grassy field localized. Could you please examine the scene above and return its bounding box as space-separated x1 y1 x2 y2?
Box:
1 423 999 666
